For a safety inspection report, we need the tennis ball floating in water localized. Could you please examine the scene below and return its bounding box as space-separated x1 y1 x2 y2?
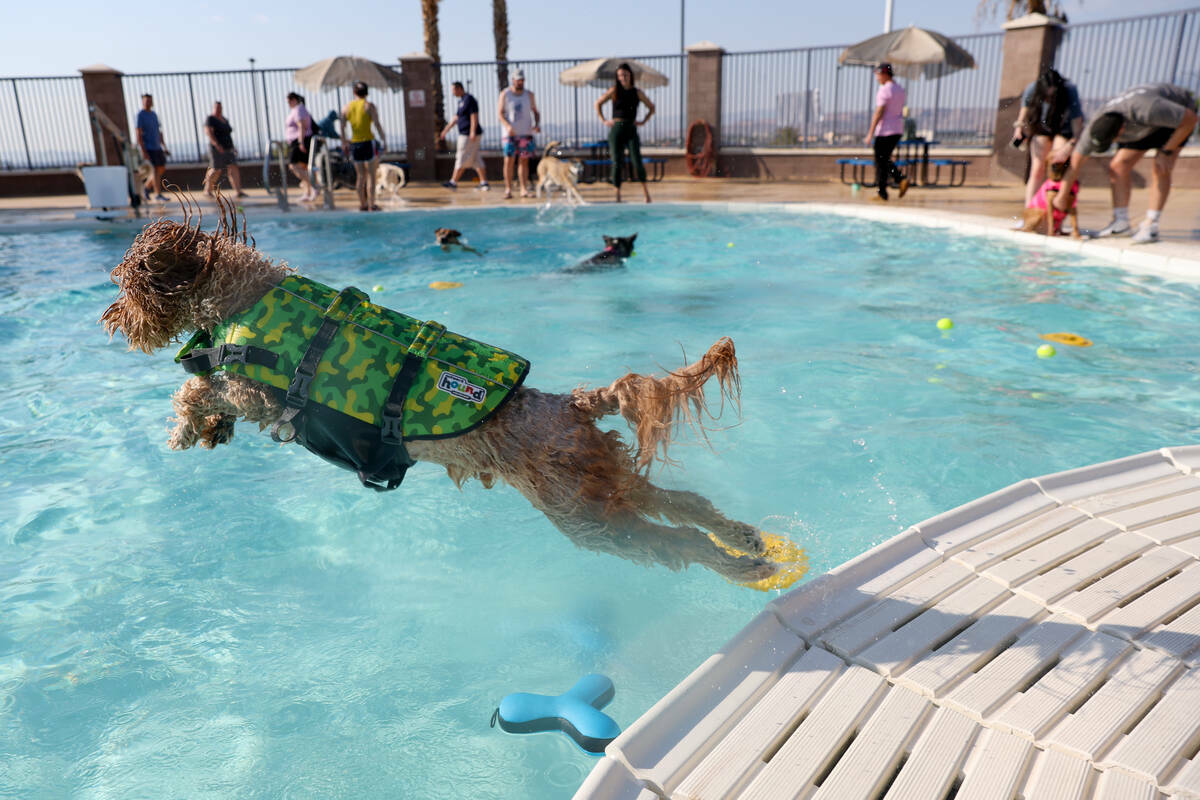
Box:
1037 344 1056 359
727 242 734 248
936 318 954 330
372 285 384 292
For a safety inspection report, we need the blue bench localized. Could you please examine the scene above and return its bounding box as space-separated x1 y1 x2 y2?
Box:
583 157 665 182
925 158 969 187
836 158 914 187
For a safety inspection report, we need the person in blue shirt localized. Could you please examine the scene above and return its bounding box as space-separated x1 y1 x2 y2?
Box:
438 81 489 191
135 93 170 202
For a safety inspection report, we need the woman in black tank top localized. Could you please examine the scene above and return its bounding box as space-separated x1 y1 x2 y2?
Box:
595 63 656 203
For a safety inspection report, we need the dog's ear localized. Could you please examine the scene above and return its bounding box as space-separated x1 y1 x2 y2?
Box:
630 233 637 243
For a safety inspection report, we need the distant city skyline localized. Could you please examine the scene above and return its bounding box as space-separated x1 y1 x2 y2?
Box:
6 0 1198 77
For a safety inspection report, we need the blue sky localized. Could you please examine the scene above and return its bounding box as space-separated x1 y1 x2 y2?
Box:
7 0 1197 76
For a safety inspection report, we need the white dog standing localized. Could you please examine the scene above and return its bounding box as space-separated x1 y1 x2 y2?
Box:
375 163 407 203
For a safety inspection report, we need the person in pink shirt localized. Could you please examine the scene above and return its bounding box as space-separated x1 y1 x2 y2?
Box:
285 92 316 202
863 63 910 202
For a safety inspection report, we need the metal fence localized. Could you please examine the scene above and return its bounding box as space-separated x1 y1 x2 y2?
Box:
120 67 408 166
1055 7 1200 119
433 54 686 151
3 8 1199 171
0 76 92 170
722 32 1004 147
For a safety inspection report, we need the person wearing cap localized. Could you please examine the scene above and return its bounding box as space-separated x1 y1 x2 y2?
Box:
203 100 244 199
1055 83 1197 243
863 63 909 202
497 68 540 199
340 81 387 211
439 81 489 192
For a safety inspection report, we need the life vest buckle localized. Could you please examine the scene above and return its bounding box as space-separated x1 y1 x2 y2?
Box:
218 344 249 365
287 366 316 407
380 415 403 445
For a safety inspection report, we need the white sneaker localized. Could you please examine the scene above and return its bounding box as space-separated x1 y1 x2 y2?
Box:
1094 218 1131 237
1131 223 1159 244
478 183 490 192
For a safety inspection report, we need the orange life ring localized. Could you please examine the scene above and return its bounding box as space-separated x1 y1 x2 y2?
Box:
685 119 715 178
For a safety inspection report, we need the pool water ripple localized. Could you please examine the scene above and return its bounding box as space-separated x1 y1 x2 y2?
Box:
2 205 1200 797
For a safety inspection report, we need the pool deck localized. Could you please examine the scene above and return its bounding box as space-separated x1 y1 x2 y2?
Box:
2 179 1197 276
577 447 1200 800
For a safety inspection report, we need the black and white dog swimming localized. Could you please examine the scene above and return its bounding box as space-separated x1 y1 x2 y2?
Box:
566 234 637 273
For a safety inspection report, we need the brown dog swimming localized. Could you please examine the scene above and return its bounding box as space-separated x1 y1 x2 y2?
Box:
101 198 778 583
434 227 483 256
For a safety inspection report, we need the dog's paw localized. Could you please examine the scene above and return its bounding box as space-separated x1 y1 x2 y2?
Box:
199 414 236 448
712 522 766 556
725 556 778 584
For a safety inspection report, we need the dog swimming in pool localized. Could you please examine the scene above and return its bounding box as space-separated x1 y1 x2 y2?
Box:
100 195 783 584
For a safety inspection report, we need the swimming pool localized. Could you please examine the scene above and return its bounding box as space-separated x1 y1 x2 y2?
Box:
3 204 1199 797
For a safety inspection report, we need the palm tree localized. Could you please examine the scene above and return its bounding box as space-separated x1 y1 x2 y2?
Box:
493 0 510 92
421 0 447 137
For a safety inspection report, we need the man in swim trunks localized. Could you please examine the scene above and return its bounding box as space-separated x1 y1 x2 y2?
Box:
1054 83 1197 244
497 69 540 199
203 101 245 199
135 93 170 202
340 81 387 211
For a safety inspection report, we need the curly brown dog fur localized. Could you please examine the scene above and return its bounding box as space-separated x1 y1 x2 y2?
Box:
101 196 776 582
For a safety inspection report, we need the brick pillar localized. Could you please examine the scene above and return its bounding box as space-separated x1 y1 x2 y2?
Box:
400 52 437 182
686 41 723 175
990 14 1064 183
79 64 128 166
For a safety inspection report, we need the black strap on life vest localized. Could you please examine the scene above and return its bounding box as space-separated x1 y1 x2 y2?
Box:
355 355 421 491
270 286 367 444
178 343 279 375
354 320 445 491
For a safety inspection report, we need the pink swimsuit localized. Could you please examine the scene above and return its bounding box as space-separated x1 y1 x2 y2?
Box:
1029 178 1079 233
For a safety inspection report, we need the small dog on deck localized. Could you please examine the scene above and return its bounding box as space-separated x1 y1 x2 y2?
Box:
375 163 407 203
434 227 483 256
535 141 586 206
100 197 777 584
1020 158 1081 238
566 234 637 273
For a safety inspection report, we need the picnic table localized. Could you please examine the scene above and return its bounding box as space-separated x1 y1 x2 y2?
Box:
836 138 968 188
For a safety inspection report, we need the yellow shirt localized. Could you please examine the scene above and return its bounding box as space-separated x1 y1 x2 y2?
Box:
345 99 373 143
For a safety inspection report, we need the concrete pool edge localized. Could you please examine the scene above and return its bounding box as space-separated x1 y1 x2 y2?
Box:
574 445 1200 799
749 201 1200 284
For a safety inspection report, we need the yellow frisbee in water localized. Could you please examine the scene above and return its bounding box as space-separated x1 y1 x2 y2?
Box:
429 281 463 290
711 532 810 592
1040 332 1092 347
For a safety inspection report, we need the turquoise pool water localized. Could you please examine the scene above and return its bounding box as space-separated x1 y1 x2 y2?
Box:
2 204 1199 797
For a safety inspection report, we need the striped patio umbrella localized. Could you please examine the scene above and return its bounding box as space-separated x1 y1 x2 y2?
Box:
558 58 670 89
293 56 405 92
838 27 976 79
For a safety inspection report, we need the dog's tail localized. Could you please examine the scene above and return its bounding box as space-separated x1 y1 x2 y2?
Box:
571 337 741 472
543 140 562 159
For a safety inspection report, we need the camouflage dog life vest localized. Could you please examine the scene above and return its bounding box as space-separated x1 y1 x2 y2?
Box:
175 275 530 490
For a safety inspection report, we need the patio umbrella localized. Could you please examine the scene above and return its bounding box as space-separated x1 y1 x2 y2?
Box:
293 56 405 92
558 58 670 89
838 26 975 79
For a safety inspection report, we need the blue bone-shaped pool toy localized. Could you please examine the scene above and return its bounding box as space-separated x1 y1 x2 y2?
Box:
491 673 621 755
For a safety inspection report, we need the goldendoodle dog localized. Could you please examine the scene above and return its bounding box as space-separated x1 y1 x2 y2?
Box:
100 197 776 583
